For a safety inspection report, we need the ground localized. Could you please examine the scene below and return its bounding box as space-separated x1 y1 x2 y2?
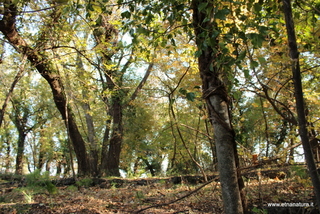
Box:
0 167 318 213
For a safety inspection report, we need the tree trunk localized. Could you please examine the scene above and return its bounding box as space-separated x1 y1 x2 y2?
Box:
260 98 271 157
0 58 25 128
77 54 100 176
5 143 11 173
15 129 26 175
38 149 45 171
0 3 91 176
192 0 246 213
83 101 100 176
38 131 46 170
100 117 112 174
45 159 51 172
308 121 320 162
56 160 62 176
104 94 123 176
282 0 320 207
11 99 29 175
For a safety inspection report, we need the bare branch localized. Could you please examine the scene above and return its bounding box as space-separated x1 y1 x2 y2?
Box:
130 62 153 102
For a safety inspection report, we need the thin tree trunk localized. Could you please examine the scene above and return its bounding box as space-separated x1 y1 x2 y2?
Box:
260 97 271 157
37 149 45 171
288 137 295 164
38 128 46 170
100 117 112 173
192 0 246 213
0 55 26 128
282 0 320 207
56 160 62 176
5 143 11 173
45 159 52 172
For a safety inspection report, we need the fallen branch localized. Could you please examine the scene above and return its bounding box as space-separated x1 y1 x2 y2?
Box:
133 176 218 213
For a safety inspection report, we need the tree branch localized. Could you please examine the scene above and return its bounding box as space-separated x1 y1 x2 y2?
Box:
130 62 153 102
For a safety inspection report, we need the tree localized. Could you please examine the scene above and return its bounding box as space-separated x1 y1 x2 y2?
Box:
0 0 154 177
0 1 92 175
120 0 249 211
191 0 246 213
282 0 320 206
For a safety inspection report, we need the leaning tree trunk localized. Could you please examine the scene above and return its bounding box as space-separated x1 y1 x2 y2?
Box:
192 0 246 213
282 0 320 207
0 2 91 176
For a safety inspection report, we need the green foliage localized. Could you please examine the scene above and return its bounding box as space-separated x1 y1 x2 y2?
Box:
25 170 58 195
214 8 230 20
251 206 267 214
135 190 145 200
289 165 308 179
25 170 48 186
76 178 93 187
110 181 118 189
179 88 196 102
67 185 78 192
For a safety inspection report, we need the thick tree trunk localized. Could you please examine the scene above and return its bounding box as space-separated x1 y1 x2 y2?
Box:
104 95 123 176
11 99 29 175
77 54 100 176
282 0 320 207
83 103 100 176
0 3 91 176
99 75 122 176
192 0 246 213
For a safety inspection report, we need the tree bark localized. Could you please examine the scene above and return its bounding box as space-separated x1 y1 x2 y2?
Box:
76 54 100 176
11 99 29 175
192 0 246 213
104 94 123 176
14 128 27 175
99 56 153 176
0 2 91 176
282 0 320 207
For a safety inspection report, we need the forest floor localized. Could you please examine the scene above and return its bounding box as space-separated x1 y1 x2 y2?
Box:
0 166 318 214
